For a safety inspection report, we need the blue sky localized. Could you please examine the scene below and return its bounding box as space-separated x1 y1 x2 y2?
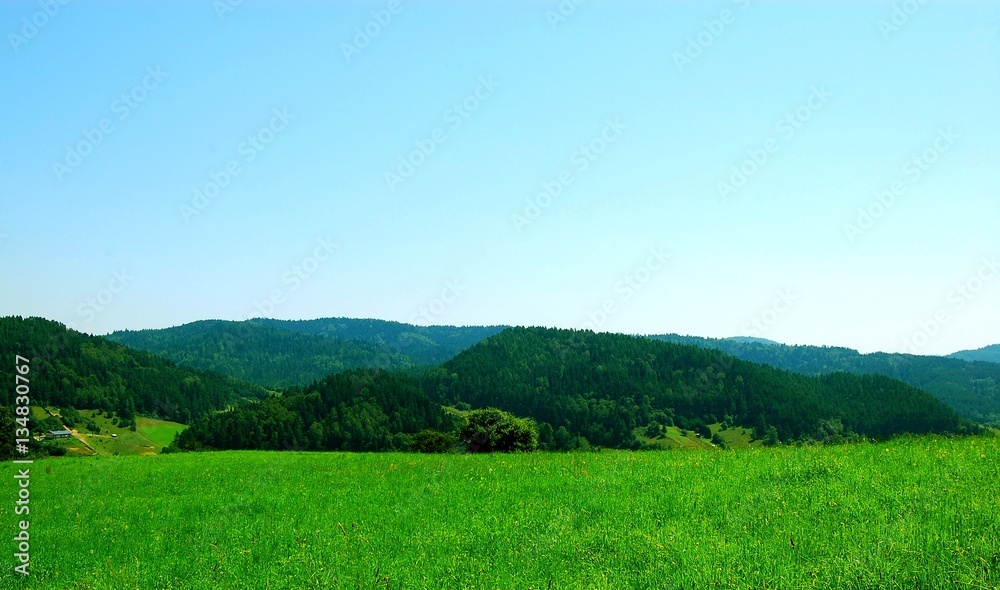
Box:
1 0 998 355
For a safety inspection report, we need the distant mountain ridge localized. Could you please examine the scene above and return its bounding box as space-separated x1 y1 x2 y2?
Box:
253 317 507 365
949 344 1000 364
107 318 1000 425
109 318 508 388
108 320 417 389
648 334 1000 425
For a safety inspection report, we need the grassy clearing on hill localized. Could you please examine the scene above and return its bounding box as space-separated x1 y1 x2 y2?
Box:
2 436 998 589
34 409 187 457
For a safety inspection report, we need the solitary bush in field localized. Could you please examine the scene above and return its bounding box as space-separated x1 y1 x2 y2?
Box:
409 429 456 453
459 408 538 453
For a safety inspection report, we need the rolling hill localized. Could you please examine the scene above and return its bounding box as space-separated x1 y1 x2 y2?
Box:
423 327 975 448
254 317 507 365
949 344 1000 364
0 316 267 424
648 334 1000 425
108 320 416 389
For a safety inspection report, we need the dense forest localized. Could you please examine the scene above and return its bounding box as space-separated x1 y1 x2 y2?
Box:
254 317 507 365
649 334 1000 425
108 320 415 389
423 328 976 449
0 317 267 423
174 368 456 452
105 318 1000 426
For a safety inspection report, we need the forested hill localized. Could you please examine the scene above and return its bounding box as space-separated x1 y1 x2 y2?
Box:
424 327 975 448
174 369 456 452
0 317 266 423
108 320 415 389
648 334 1000 425
949 344 1000 364
254 318 508 365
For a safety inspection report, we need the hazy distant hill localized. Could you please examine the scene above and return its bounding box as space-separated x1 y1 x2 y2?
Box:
253 317 508 365
0 317 266 423
108 320 416 389
424 327 973 448
649 334 1000 425
949 344 1000 364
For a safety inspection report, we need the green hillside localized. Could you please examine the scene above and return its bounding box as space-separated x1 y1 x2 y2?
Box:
255 317 507 365
425 327 975 448
0 316 267 425
650 334 1000 425
174 368 456 452
108 320 416 388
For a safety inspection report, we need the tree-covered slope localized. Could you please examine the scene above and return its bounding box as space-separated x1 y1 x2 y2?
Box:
424 328 974 448
0 317 266 423
649 334 1000 425
108 320 415 389
174 368 456 452
949 344 1000 364
255 317 508 365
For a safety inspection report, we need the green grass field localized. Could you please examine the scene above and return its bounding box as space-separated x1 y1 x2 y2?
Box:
2 435 999 589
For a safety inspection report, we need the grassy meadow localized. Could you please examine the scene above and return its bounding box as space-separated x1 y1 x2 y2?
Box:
3 435 999 589
35 408 186 457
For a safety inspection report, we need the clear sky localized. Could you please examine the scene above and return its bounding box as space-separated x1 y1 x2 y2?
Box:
1 0 998 355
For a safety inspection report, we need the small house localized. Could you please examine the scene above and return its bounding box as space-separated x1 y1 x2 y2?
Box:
49 430 71 438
